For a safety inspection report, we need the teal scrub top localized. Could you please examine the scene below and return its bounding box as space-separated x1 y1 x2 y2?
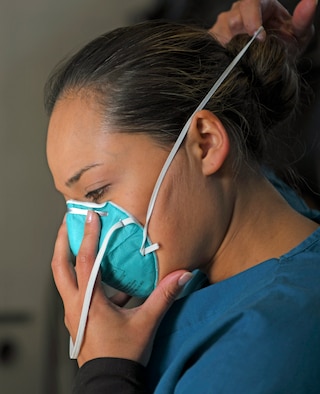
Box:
147 227 320 393
147 175 320 393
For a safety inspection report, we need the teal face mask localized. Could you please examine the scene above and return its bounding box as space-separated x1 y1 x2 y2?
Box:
66 200 159 298
67 26 264 359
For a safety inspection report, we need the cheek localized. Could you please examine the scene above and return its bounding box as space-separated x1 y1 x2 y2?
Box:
116 158 168 226
152 214 199 280
120 191 151 226
147 174 197 278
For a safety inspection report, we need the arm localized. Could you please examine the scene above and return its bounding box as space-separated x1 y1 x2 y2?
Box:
72 358 148 394
210 0 317 54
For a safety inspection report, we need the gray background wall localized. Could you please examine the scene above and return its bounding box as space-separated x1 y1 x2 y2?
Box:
0 1 151 393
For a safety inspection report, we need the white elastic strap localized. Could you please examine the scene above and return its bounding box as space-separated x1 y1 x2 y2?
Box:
140 26 264 255
69 217 136 359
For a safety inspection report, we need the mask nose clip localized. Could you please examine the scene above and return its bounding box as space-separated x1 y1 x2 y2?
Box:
67 206 108 217
95 210 108 217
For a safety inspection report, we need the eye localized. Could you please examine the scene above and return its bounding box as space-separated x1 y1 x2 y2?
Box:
85 185 109 203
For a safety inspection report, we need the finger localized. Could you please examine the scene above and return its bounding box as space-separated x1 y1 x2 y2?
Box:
227 5 246 36
238 0 264 35
51 217 78 299
140 270 193 329
292 0 316 39
210 9 244 45
240 0 296 39
209 1 266 45
75 210 101 289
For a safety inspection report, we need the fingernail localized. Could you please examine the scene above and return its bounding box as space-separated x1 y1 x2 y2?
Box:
86 210 93 223
257 30 266 41
178 272 193 287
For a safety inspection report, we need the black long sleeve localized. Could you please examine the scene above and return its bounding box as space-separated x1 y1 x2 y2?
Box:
72 358 148 394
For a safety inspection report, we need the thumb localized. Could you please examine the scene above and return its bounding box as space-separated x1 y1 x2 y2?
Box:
142 270 193 326
292 0 316 39
135 270 193 366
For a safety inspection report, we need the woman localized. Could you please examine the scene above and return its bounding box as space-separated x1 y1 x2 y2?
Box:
46 2 320 393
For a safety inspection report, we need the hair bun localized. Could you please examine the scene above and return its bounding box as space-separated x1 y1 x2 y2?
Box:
226 33 300 129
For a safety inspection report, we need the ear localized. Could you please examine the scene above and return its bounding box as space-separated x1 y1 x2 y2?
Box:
187 110 230 176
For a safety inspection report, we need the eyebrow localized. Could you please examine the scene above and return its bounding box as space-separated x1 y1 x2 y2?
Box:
65 163 103 187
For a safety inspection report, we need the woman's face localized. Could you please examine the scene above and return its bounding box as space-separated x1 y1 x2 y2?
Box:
47 94 217 280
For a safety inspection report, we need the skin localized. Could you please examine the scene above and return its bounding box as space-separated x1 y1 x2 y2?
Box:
48 89 318 367
210 0 317 55
47 0 318 369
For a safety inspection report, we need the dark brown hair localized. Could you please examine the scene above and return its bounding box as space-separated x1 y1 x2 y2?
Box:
44 20 303 174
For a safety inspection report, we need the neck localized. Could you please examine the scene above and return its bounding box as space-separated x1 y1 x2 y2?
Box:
207 171 318 283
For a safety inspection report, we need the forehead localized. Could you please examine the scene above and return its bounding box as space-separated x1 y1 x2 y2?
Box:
46 94 114 189
46 94 165 194
47 93 102 153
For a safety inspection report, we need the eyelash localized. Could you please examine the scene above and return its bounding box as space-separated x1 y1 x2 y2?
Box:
85 186 109 203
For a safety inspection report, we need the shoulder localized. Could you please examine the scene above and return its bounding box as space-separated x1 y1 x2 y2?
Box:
265 169 320 222
156 278 320 393
149 237 320 393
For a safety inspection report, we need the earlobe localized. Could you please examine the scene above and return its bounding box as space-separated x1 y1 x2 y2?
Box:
189 110 230 176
